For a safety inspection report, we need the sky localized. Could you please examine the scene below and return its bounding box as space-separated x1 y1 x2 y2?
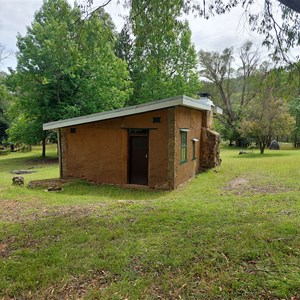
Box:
0 0 273 72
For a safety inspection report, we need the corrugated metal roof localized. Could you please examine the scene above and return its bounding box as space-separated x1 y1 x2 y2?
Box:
43 95 222 130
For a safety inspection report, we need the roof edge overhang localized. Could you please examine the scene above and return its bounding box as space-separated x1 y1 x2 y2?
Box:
213 106 223 115
43 95 222 131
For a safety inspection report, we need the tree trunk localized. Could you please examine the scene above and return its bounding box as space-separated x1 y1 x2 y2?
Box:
260 147 264 154
235 138 241 147
42 138 46 158
294 132 300 148
259 141 265 154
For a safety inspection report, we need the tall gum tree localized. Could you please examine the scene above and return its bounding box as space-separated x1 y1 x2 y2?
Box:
89 0 300 62
118 0 201 104
199 41 266 146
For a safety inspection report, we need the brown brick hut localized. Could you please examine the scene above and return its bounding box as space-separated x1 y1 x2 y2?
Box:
43 95 222 189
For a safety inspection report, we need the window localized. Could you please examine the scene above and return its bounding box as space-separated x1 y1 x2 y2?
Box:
180 130 188 163
152 117 161 123
192 138 199 160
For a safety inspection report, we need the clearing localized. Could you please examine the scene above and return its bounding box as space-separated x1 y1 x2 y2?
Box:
0 145 299 299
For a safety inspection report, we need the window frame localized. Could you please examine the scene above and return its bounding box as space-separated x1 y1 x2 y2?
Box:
192 138 199 160
179 129 189 164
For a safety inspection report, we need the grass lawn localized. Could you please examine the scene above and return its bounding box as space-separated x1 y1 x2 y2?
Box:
0 144 299 299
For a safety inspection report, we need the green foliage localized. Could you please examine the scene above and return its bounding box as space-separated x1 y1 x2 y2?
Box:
239 72 295 154
0 72 14 144
289 97 300 147
257 65 300 148
8 0 131 153
115 23 133 74
7 115 43 145
103 1 300 64
118 0 201 105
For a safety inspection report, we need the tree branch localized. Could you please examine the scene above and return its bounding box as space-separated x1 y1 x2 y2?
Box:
84 0 113 19
277 0 300 13
265 0 290 64
0 44 13 63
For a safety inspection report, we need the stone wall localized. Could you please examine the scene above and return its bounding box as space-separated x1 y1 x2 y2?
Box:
200 127 221 170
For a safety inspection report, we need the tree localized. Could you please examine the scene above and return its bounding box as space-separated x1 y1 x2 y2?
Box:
9 0 131 157
115 23 134 79
0 44 14 144
88 0 300 63
183 0 300 63
117 0 201 105
196 1 300 63
199 41 266 146
253 63 300 148
0 72 11 144
287 63 300 147
239 75 295 154
289 97 300 147
88 0 300 14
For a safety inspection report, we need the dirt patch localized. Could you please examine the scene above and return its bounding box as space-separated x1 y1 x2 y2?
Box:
0 200 40 223
33 270 118 299
0 200 105 223
0 235 17 258
226 178 249 190
0 201 107 258
225 177 292 195
0 242 11 258
39 204 105 219
28 178 75 189
0 197 152 224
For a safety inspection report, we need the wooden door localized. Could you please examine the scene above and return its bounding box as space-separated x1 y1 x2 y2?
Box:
129 132 148 185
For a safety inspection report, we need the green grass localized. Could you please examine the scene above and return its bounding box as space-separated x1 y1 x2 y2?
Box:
0 145 299 299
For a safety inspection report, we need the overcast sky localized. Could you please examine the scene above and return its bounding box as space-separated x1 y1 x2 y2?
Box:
0 0 272 72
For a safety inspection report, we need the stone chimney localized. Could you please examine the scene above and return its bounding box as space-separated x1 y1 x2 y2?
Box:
198 92 214 129
198 92 222 170
198 93 215 108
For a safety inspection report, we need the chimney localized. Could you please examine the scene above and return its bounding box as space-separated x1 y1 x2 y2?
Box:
198 92 215 107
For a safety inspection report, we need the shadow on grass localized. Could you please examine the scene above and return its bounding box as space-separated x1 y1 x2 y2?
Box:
231 151 292 159
27 179 169 201
60 180 169 201
0 154 58 167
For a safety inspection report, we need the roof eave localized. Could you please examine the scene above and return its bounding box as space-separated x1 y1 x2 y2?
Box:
213 106 223 115
43 95 213 131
